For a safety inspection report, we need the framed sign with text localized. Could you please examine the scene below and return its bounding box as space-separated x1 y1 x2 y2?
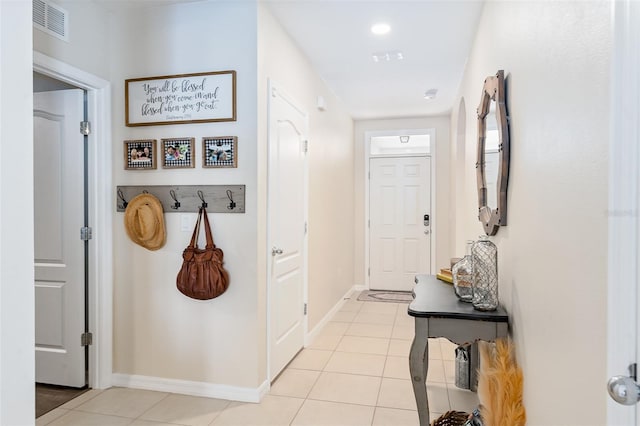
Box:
125 70 236 126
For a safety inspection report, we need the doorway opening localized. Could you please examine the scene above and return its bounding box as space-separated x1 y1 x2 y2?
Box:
365 129 436 291
33 73 90 416
33 52 113 417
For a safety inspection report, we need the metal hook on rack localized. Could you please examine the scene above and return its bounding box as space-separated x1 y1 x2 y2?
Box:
169 189 180 210
197 190 208 208
117 189 128 209
226 190 236 210
142 189 149 194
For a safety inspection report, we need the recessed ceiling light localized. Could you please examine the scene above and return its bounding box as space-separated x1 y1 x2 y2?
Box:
372 51 403 62
424 89 438 100
371 23 391 35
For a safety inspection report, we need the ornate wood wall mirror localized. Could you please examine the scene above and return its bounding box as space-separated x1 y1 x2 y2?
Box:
476 70 510 235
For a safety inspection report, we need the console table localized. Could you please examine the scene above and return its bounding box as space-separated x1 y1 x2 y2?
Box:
408 274 509 426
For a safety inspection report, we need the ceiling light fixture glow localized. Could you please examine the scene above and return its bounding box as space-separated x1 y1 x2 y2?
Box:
371 23 391 35
372 51 403 62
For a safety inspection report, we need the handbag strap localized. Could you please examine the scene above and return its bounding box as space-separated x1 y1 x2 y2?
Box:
201 206 215 249
188 207 215 249
188 208 204 248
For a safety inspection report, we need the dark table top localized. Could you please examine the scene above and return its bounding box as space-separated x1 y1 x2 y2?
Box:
408 274 509 322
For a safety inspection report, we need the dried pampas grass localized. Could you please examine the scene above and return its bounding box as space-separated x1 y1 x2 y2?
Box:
477 339 526 426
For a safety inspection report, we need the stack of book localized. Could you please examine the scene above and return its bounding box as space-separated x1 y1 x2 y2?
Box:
436 268 453 284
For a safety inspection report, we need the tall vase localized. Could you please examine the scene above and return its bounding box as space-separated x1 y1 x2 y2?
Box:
472 236 498 311
452 240 474 303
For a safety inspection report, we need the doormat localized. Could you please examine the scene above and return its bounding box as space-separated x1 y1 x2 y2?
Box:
36 383 89 418
357 290 413 303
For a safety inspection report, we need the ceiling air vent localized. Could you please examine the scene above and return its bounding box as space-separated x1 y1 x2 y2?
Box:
33 0 69 42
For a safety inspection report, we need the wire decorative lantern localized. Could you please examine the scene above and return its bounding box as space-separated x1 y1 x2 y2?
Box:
472 236 498 311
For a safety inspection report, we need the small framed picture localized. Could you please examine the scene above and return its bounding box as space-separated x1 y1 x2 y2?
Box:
161 137 195 169
203 136 238 168
124 139 157 170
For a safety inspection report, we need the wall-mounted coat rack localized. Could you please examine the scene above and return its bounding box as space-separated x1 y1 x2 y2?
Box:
116 185 245 213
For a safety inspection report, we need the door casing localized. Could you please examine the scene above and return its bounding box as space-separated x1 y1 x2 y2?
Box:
33 52 113 390
364 129 437 290
607 0 639 422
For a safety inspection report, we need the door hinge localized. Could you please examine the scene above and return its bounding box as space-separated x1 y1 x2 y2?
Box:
368 219 370 228
81 332 93 346
304 303 308 315
304 222 308 234
80 121 91 136
303 140 309 153
368 267 370 276
80 226 92 241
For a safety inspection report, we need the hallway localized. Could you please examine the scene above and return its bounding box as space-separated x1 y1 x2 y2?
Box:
36 294 478 425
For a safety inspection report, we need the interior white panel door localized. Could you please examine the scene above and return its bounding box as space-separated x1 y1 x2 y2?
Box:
268 83 307 379
370 157 430 291
34 89 86 387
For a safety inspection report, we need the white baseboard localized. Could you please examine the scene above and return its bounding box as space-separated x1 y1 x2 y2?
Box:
353 284 368 292
111 373 269 403
305 286 355 346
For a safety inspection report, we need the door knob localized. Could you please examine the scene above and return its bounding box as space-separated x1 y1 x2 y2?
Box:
272 247 283 256
608 375 640 405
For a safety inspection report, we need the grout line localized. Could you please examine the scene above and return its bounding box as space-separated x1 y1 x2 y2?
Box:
131 391 172 422
287 397 307 426
55 388 103 411
67 408 140 421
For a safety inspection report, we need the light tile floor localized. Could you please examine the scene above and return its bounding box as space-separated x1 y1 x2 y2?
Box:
37 295 478 426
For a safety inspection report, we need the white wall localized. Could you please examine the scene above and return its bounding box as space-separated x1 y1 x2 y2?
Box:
109 2 263 392
354 117 451 287
33 0 111 81
257 5 355 330
450 98 467 256
0 1 35 424
451 2 610 424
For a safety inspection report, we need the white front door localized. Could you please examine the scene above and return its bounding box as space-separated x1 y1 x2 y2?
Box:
268 82 308 379
34 89 86 387
369 156 431 291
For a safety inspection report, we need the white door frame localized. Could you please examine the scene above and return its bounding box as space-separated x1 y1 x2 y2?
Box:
33 51 113 389
607 0 639 423
364 129 436 290
266 79 309 382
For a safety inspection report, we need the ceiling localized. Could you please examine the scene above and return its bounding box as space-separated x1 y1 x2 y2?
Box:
264 0 484 119
94 0 484 119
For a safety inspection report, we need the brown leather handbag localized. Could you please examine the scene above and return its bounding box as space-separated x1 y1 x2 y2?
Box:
177 207 229 300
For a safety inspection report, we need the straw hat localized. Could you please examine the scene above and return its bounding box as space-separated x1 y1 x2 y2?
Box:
124 193 166 251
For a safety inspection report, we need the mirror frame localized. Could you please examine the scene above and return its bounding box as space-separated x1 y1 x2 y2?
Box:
476 70 510 235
